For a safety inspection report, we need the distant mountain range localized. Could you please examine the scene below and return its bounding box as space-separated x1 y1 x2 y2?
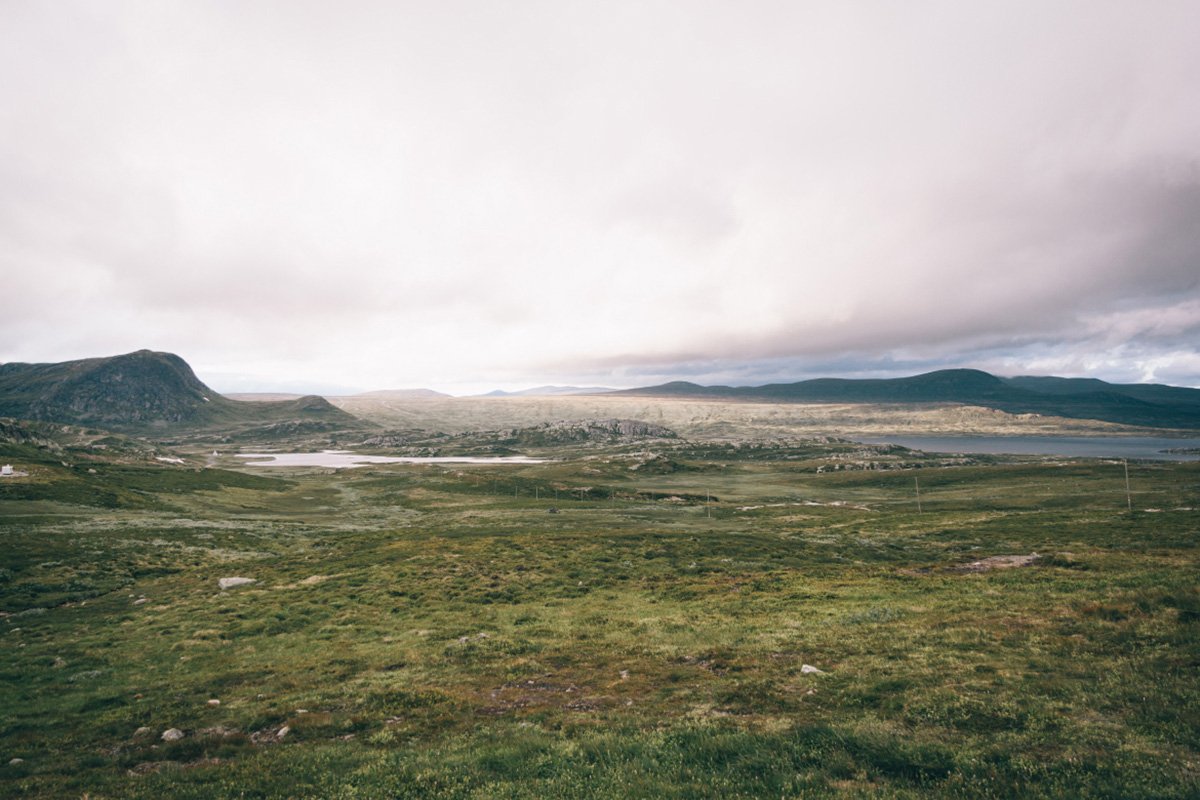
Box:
227 388 451 401
3 353 1198 434
478 386 616 398
351 388 452 400
615 369 1200 429
0 350 361 433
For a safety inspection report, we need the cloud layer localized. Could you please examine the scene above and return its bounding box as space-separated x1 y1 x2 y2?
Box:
2 1 1198 392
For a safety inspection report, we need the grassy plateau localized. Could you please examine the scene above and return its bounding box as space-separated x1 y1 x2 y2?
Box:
1 420 1198 798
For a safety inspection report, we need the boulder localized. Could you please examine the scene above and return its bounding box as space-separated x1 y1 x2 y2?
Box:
218 577 256 590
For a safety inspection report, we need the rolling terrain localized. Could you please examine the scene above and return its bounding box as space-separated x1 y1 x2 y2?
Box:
1 352 1198 797
329 393 1155 441
2 417 1198 798
616 369 1200 430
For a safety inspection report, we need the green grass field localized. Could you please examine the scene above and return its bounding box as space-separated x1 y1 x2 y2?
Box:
1 441 1198 798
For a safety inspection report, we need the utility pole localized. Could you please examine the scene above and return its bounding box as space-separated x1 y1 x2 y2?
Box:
914 475 922 513
1124 459 1132 513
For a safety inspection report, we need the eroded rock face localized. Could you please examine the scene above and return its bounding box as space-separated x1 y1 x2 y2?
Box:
218 577 257 590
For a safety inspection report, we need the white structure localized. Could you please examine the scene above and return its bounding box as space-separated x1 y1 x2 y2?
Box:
1 465 12 476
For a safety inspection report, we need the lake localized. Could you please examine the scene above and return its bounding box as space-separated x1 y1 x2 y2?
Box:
236 451 547 468
852 435 1200 461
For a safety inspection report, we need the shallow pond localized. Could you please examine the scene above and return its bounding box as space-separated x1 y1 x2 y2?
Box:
235 450 547 468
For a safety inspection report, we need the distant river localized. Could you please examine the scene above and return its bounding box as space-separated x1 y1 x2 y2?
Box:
853 435 1200 461
236 451 547 468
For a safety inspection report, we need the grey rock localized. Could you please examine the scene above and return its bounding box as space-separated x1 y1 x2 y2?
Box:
133 726 152 737
199 726 238 738
161 728 185 742
276 726 290 739
8 758 24 766
800 664 826 675
218 577 256 590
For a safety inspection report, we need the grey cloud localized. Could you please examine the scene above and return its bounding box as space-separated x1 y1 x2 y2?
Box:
3 2 1199 392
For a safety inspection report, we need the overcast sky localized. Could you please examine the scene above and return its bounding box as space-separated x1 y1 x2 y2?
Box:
2 1 1199 394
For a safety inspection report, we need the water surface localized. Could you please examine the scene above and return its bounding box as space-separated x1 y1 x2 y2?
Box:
853 435 1200 461
236 450 546 468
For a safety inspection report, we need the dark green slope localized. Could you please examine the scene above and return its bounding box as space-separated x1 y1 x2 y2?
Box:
0 350 363 433
618 369 1200 429
1004 375 1200 409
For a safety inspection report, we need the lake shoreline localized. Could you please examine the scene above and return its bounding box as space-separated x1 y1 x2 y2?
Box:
853 434 1200 461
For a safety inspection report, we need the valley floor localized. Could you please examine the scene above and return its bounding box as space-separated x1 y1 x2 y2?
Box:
327 394 1168 438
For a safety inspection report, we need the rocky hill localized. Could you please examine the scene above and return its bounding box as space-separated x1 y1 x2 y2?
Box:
0 350 363 434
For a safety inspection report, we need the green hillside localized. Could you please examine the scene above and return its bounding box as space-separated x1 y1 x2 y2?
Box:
618 369 1200 429
0 350 363 435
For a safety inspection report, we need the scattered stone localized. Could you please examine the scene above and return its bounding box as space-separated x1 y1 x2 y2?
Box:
128 761 162 775
9 758 25 766
51 656 67 669
619 670 630 680
958 553 1039 573
199 726 238 738
206 699 220 707
218 577 256 590
133 597 149 605
133 726 152 737
276 726 290 740
295 709 309 714
801 664 826 675
161 728 185 742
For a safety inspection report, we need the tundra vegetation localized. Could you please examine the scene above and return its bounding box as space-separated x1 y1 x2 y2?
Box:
0 407 1198 799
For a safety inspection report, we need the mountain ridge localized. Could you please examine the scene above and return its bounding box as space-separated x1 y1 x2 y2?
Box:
615 368 1200 429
